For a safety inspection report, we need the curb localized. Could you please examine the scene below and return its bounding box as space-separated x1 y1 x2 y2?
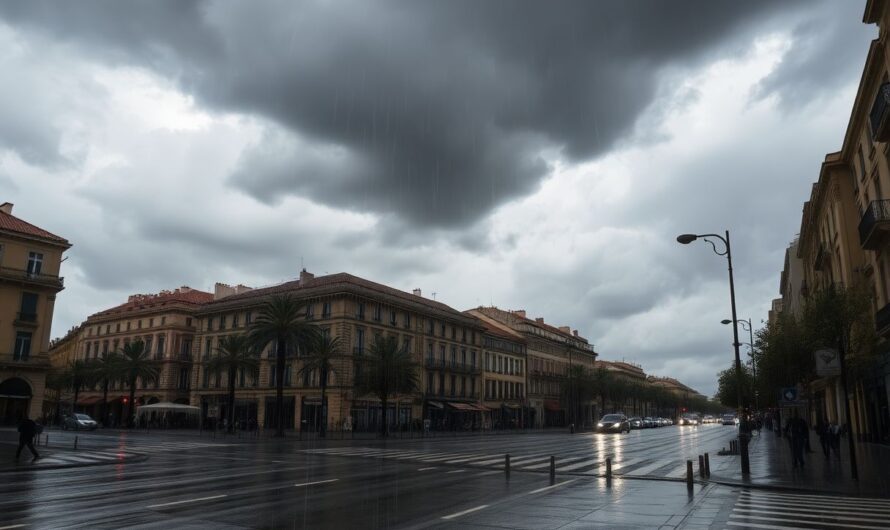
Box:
0 452 149 474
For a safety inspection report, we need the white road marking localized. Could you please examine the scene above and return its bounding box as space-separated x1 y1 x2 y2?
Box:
417 467 437 471
622 459 671 476
556 458 602 472
729 513 887 530
526 479 579 495
475 470 501 476
737 500 890 517
441 504 489 520
741 491 890 508
294 479 339 487
727 523 807 530
0 525 26 530
147 494 228 508
738 496 890 513
445 469 466 474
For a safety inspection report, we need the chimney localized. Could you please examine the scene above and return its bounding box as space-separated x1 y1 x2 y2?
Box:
214 282 236 300
300 268 315 285
412 288 422 297
514 310 526 318
558 326 571 334
535 317 544 323
573 330 579 337
180 286 192 293
0 202 12 214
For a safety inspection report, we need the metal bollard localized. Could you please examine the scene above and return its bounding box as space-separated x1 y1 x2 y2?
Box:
550 456 556 483
698 455 705 478
74 435 78 450
686 460 693 490
605 457 612 479
505 454 511 476
704 453 710 477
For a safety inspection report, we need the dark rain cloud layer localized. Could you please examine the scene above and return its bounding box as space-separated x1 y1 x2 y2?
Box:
0 0 841 229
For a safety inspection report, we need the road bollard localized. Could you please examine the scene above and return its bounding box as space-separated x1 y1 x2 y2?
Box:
505 454 511 477
74 436 78 450
549 456 556 483
686 460 693 490
45 434 49 447
698 455 705 478
605 457 612 479
704 453 710 477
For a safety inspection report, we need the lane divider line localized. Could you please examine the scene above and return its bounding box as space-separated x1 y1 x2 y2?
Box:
147 494 228 508
441 504 489 520
294 479 339 488
526 479 579 495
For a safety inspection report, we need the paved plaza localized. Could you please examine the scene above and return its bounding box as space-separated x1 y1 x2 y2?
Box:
2 425 889 529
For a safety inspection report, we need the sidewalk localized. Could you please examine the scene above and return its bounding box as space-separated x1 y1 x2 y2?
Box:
707 428 890 497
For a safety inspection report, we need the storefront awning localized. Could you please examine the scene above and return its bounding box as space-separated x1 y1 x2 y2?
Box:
472 404 491 412
76 396 102 405
447 402 476 411
427 401 444 409
544 400 562 412
501 403 521 410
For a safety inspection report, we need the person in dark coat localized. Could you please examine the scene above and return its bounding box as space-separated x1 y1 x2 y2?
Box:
16 414 41 461
816 418 831 458
790 414 808 469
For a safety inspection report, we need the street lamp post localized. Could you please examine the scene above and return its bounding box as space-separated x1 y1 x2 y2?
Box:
677 231 750 475
722 317 758 411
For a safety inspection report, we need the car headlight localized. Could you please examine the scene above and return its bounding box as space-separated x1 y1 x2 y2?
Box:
597 423 603 427
613 422 621 427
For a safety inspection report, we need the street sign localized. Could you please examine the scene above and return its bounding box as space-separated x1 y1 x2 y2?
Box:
814 348 841 377
208 405 219 417
780 387 797 403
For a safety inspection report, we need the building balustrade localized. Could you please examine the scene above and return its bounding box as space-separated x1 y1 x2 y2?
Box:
0 266 64 288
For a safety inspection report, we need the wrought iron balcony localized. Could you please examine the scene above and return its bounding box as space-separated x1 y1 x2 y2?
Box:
0 266 64 289
858 200 890 250
870 83 890 142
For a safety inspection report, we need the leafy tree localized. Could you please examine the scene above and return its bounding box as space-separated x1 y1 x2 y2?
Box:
716 362 754 409
299 333 341 437
248 294 318 436
117 340 159 428
44 371 68 426
354 334 419 437
89 351 121 427
206 334 260 433
62 360 91 417
802 282 876 377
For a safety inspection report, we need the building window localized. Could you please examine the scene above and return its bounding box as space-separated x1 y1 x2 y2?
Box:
145 336 153 355
205 338 213 358
19 292 38 322
245 311 252 325
439 344 446 363
373 304 382 322
112 339 119 351
178 369 190 390
137 320 142 329
156 335 165 358
471 350 476 368
355 327 365 355
322 301 331 318
440 323 446 337
126 321 131 331
450 375 456 397
461 329 467 343
306 303 315 320
485 352 490 371
427 372 434 394
451 326 456 340
403 336 412 353
219 315 226 330
427 342 434 365
403 313 411 329
161 316 166 325
450 346 456 367
356 302 365 320
149 318 154 328
390 310 397 326
13 332 32 360
116 323 121 333
202 367 209 388
186 317 193 327
460 376 466 397
438 374 445 396
427 319 435 334
26 252 43 276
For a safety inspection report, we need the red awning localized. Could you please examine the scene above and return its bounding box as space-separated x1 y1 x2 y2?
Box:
447 402 475 411
76 396 102 405
544 400 562 411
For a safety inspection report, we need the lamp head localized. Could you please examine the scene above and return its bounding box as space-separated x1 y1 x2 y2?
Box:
720 319 732 325
676 234 698 244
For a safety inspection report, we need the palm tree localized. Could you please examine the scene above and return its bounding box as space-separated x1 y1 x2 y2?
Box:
354 334 419 438
299 333 341 437
44 371 68 426
63 360 91 417
89 351 121 427
206 334 260 433
249 294 318 436
117 340 159 428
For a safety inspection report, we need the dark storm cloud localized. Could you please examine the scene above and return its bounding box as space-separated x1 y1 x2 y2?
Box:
0 0 815 228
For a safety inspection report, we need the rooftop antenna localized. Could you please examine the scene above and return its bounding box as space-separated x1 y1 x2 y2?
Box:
431 291 437 301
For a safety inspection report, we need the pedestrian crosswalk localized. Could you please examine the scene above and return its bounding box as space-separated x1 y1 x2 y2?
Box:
727 490 890 529
302 446 692 478
27 449 144 467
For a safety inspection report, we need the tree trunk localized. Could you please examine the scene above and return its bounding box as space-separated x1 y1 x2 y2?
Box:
319 368 327 438
128 378 137 428
73 384 80 416
102 380 109 427
228 368 237 434
275 339 286 436
380 396 388 438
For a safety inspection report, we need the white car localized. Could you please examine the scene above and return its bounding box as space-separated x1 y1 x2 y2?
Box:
678 414 699 426
62 413 98 431
721 414 736 426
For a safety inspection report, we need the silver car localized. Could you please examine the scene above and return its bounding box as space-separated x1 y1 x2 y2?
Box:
62 413 98 431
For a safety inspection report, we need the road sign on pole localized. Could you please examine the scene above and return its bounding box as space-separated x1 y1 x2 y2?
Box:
814 348 841 377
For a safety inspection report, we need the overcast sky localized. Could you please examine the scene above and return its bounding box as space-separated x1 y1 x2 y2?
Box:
0 1 875 396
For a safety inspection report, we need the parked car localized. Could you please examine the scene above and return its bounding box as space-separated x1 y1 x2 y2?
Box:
628 417 643 429
62 413 98 431
678 413 699 426
643 417 657 428
596 414 630 433
658 417 671 426
722 414 737 426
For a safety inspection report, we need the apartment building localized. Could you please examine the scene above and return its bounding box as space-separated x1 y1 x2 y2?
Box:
0 202 70 424
469 307 597 428
192 270 486 432
48 286 212 423
598 360 649 417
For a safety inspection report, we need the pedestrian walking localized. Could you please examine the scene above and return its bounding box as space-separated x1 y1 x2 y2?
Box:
817 419 831 458
789 413 807 469
15 413 41 461
829 422 842 458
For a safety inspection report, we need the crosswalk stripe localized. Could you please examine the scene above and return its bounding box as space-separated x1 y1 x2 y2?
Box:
730 512 888 530
734 506 890 523
622 459 673 476
738 496 890 513
609 457 646 471
726 522 808 530
740 491 890 508
737 499 890 516
556 458 602 472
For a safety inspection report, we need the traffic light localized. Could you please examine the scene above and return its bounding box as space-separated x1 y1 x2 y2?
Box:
681 407 687 412
122 397 129 405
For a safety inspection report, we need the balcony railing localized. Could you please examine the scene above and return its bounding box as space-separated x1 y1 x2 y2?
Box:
870 82 890 142
876 302 890 334
425 359 480 373
858 200 890 250
0 266 64 288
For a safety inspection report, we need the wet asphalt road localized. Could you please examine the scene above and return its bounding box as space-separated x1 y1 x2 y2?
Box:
0 424 746 529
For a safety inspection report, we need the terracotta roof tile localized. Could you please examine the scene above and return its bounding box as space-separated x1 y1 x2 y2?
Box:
92 289 213 318
0 210 69 245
